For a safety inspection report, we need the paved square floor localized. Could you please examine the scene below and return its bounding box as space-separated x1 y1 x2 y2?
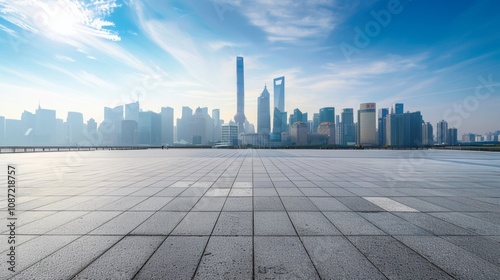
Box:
1 149 500 279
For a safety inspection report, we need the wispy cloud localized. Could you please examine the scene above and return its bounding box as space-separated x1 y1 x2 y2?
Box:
55 54 75 62
215 0 343 44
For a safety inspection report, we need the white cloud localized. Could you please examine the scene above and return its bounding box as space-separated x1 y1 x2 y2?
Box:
55 54 75 62
0 0 121 40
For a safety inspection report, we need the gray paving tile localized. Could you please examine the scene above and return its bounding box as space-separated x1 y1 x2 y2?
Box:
336 197 385 212
254 197 285 211
11 236 122 280
13 211 88 234
194 236 252 279
308 197 351 211
255 236 320 280
223 197 253 211
254 212 296 236
395 236 500 279
275 187 304 196
391 196 450 212
213 212 253 236
441 235 500 266
129 196 174 211
281 197 319 211
98 196 148 211
302 236 386 280
288 212 340 235
253 188 278 196
323 212 385 235
73 236 164 279
360 212 431 235
191 197 226 211
171 212 219 235
131 212 187 235
48 211 121 235
349 236 453 280
161 196 199 211
394 212 472 235
89 211 154 235
430 212 500 235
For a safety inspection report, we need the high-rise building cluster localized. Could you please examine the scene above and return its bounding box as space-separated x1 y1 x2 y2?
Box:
1 56 498 147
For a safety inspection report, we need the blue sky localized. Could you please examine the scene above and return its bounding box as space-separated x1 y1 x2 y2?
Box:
1 0 499 135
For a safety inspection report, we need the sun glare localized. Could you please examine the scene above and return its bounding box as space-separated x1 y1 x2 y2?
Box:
48 13 77 35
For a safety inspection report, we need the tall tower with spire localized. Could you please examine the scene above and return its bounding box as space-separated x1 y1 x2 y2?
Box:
234 56 246 133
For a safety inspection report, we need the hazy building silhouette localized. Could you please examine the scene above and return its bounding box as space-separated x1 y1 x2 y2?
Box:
125 101 139 122
290 122 308 145
378 108 389 146
0 116 4 145
234 57 246 133
462 133 475 143
191 107 211 145
35 106 57 146
422 122 434 146
358 103 377 146
5 119 22 145
87 118 97 133
20 111 35 146
447 128 458 145
212 109 221 142
177 106 193 143
67 111 84 145
222 122 239 146
139 111 161 145
102 105 123 146
122 120 138 146
257 85 271 135
436 120 448 144
160 107 174 145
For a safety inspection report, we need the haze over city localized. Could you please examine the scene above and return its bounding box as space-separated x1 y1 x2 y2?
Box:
1 0 499 134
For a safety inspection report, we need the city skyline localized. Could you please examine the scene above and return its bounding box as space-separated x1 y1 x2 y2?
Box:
1 1 500 134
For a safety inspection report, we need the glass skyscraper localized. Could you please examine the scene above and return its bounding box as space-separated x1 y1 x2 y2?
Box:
257 85 271 135
234 57 246 133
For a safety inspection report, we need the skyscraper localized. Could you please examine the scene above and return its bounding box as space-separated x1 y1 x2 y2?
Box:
313 113 320 133
257 85 271 135
125 101 139 122
212 109 221 142
35 106 57 146
234 56 246 133
272 76 286 138
319 107 335 123
422 122 433 146
386 111 422 147
357 103 377 146
160 107 174 145
378 108 389 146
138 111 161 145
274 76 285 112
177 106 193 142
436 120 448 144
341 108 355 146
391 103 404 115
103 105 123 146
67 111 84 145
447 128 458 145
